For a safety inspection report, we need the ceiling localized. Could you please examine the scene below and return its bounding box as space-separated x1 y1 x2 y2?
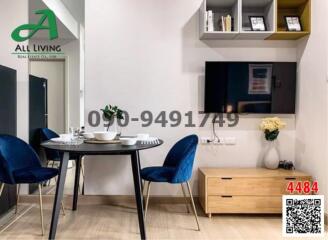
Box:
29 0 78 41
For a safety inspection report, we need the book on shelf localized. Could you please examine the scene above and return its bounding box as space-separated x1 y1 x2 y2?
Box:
206 10 214 32
221 16 226 31
220 15 232 32
226 15 232 32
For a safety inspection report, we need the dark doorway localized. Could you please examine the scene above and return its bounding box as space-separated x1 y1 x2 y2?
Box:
29 75 48 194
0 65 17 216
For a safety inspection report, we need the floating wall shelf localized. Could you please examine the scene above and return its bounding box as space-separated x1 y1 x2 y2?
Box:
199 0 311 40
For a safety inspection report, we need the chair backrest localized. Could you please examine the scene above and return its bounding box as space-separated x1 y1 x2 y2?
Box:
0 135 41 184
163 135 198 183
40 128 60 160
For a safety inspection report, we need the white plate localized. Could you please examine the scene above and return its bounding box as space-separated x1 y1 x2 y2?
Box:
120 137 138 146
50 137 72 143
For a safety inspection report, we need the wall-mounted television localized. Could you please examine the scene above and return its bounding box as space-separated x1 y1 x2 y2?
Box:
204 62 297 114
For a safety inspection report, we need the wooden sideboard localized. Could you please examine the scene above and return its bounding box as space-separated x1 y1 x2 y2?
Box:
198 168 312 218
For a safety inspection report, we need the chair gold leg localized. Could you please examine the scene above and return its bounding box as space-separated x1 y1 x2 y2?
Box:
15 184 20 214
61 201 66 216
142 181 147 208
81 158 85 178
80 158 85 194
186 182 200 231
0 183 4 196
38 184 45 236
144 181 151 220
181 184 190 213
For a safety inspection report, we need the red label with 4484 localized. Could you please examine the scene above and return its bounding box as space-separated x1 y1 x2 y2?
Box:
286 181 319 194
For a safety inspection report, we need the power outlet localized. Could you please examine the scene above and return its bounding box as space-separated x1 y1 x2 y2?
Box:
225 137 236 145
213 137 224 145
201 137 213 144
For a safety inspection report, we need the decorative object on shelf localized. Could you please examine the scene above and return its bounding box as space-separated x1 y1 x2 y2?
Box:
249 16 266 31
260 117 286 169
278 160 295 170
101 104 124 133
285 16 302 31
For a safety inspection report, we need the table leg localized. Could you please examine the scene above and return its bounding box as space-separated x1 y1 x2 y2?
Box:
131 151 146 240
49 152 69 240
72 155 82 211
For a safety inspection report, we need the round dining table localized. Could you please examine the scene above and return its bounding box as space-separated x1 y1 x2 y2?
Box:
41 139 163 240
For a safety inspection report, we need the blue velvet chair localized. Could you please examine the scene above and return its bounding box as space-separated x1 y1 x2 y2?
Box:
141 134 200 230
0 135 59 235
40 128 62 164
40 128 80 162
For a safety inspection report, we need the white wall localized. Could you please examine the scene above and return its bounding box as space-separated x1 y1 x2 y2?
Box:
0 0 29 141
295 0 328 212
79 25 85 127
63 39 81 128
84 0 298 195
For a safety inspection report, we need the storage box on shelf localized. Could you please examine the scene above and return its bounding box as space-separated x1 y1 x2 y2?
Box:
198 168 312 217
199 0 311 40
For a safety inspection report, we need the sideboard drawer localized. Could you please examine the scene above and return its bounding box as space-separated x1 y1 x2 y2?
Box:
208 196 282 213
207 177 311 195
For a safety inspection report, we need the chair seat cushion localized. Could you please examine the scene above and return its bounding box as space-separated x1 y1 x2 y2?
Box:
141 166 175 183
13 167 59 184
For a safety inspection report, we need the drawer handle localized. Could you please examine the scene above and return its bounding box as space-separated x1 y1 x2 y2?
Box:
221 195 232 198
285 177 296 180
221 177 232 180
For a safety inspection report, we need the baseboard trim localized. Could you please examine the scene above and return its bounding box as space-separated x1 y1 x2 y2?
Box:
18 195 328 226
20 195 194 205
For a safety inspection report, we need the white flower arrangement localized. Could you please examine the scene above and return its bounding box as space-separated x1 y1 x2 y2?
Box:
260 117 286 141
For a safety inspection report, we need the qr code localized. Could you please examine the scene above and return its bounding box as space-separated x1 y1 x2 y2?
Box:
283 195 324 237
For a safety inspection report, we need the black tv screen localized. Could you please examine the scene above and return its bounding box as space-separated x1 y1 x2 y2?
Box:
204 62 296 113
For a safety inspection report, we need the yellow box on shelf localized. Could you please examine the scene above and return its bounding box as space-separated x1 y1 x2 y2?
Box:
267 0 311 40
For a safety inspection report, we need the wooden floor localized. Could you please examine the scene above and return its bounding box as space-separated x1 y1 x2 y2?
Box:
0 202 327 240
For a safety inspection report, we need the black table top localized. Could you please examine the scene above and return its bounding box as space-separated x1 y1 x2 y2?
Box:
41 140 163 155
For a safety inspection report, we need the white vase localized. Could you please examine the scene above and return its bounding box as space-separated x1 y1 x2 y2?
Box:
263 141 280 169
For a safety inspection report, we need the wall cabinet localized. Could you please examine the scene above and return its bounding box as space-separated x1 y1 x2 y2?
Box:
200 0 311 40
